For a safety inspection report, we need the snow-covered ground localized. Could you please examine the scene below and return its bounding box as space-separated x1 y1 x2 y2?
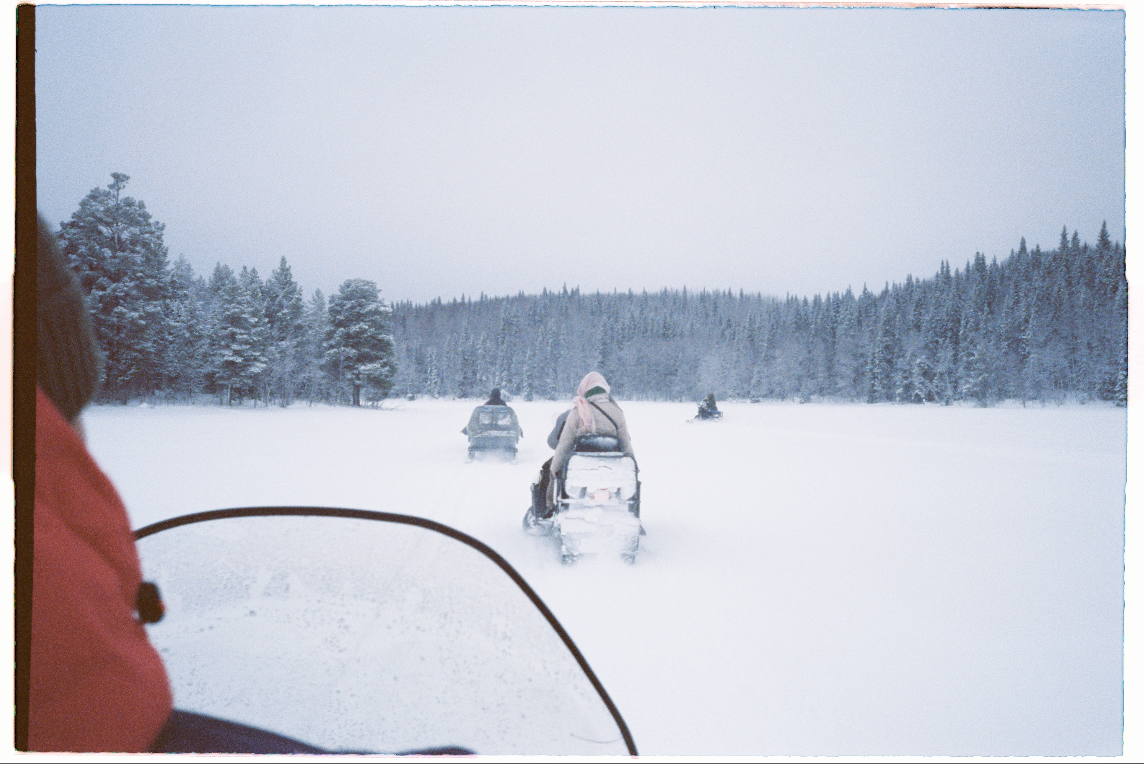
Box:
83 398 1126 756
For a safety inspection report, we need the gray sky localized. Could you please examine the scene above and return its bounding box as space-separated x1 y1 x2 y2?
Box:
35 5 1125 305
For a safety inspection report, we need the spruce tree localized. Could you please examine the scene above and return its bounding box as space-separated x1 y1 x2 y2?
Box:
324 279 397 406
164 256 210 400
238 267 271 403
456 329 477 399
58 173 174 401
425 347 442 399
300 290 332 404
867 304 898 403
521 346 534 401
209 264 268 405
264 257 306 405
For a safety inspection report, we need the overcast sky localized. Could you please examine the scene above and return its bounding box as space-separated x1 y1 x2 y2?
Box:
35 5 1125 305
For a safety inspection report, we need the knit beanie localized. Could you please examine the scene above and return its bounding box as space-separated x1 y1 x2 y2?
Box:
37 214 102 421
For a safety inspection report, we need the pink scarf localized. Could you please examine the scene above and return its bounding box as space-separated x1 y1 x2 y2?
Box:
572 372 610 434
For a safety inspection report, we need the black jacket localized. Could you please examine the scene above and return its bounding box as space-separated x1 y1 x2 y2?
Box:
547 410 570 449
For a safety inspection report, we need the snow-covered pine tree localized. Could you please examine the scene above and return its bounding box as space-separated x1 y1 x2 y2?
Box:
1094 222 1128 403
1114 285 1128 406
958 325 995 405
596 323 619 394
238 267 271 404
806 293 835 400
324 279 396 406
164 256 210 401
520 346 534 401
389 342 420 400
58 173 174 402
527 333 548 400
425 347 442 399
209 264 268 405
833 289 863 399
475 333 492 395
264 257 306 406
495 311 518 395
957 255 997 405
456 327 477 398
300 290 332 404
914 292 948 404
867 301 898 403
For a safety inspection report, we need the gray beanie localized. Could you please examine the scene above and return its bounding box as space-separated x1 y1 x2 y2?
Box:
37 214 102 421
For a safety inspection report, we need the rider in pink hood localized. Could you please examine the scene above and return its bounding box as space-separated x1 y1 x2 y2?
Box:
548 372 634 508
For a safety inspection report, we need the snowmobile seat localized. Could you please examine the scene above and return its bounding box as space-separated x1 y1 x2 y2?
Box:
573 434 621 453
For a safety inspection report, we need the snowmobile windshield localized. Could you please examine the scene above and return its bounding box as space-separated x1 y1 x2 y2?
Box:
468 405 518 434
134 508 635 756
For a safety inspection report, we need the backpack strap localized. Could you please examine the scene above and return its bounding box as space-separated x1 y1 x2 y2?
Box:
588 400 619 431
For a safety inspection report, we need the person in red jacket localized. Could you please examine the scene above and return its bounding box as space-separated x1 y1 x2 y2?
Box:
32 388 174 750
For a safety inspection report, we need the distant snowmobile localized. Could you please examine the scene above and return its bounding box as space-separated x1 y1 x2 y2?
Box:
523 434 642 565
462 404 522 461
691 394 723 422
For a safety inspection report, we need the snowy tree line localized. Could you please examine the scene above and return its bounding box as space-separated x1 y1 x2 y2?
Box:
57 174 396 406
390 225 1127 406
57 174 1126 407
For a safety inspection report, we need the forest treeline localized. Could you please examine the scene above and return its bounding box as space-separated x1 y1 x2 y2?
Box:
392 224 1127 405
57 174 1127 407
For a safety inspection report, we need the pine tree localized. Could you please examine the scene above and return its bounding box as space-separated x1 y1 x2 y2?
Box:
521 346 534 401
58 173 174 401
867 304 898 403
324 279 397 406
238 267 271 404
456 329 477 399
425 347 442 399
1114 285 1128 406
475 333 492 394
300 290 332 404
164 256 210 400
264 257 306 405
495 312 518 394
1097 221 1112 253
209 264 268 405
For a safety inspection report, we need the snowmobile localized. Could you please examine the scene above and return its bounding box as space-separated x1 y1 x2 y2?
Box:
462 404 522 460
524 435 642 565
134 507 638 755
691 399 723 422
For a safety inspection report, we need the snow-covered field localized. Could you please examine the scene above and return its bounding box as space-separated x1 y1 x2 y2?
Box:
83 398 1127 756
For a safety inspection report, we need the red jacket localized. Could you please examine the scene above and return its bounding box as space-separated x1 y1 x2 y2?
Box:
30 388 172 751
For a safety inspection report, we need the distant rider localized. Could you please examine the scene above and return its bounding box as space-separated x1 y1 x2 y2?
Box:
697 393 720 419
